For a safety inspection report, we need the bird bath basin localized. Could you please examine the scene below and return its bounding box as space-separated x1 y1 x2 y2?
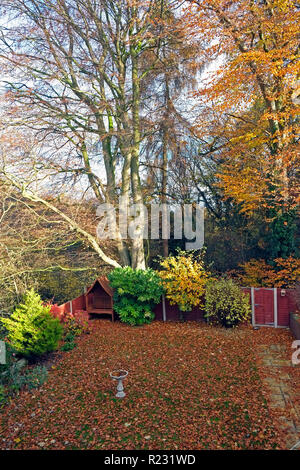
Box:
110 369 128 398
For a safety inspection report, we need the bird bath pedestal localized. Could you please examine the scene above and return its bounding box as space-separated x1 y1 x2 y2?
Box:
110 369 128 398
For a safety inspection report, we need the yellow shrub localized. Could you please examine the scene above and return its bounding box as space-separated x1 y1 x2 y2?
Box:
158 250 210 312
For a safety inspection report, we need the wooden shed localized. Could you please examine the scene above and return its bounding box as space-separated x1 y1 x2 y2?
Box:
85 277 114 321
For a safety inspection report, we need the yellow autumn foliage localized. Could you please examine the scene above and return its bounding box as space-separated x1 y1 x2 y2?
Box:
158 251 210 312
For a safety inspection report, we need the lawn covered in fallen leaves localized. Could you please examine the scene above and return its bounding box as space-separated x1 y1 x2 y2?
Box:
0 320 294 450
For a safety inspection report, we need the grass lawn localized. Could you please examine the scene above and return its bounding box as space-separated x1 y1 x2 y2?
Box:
0 320 296 450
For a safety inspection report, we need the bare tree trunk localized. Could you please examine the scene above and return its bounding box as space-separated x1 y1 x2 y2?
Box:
130 51 146 269
96 113 131 266
161 77 170 258
0 0 167 270
161 134 169 258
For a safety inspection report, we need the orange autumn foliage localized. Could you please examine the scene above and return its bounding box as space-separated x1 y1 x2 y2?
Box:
233 256 300 287
185 0 300 213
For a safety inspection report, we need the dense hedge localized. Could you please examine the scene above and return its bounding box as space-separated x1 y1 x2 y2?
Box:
108 267 164 326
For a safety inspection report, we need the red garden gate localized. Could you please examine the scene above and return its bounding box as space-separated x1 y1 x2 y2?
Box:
242 287 297 327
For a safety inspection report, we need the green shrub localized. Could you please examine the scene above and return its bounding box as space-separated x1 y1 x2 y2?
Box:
108 267 164 326
64 331 76 342
25 366 48 390
0 316 8 340
0 342 26 392
4 360 27 392
0 338 48 404
0 289 63 357
2 364 48 394
204 278 251 328
61 340 76 351
0 385 6 407
61 330 77 351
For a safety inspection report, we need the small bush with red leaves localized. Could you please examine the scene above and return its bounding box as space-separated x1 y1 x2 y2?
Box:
48 304 90 335
63 312 90 337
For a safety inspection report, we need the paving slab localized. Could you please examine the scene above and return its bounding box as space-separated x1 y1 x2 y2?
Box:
257 343 300 449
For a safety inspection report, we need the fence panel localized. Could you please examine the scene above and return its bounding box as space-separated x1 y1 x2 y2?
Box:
58 286 296 328
243 287 296 328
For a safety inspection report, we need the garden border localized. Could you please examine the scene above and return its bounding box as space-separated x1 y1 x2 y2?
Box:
58 281 297 329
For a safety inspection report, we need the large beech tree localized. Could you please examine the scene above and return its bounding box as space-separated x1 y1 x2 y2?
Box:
0 0 180 269
185 0 299 212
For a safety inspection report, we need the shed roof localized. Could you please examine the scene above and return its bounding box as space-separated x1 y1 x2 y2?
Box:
86 276 113 297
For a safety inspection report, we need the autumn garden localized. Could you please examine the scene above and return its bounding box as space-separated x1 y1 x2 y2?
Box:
0 0 300 452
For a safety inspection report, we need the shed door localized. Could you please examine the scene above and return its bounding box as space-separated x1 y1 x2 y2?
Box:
254 289 274 325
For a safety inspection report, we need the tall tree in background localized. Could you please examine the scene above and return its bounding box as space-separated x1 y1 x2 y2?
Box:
0 0 298 285
141 10 201 257
0 0 183 269
185 0 299 258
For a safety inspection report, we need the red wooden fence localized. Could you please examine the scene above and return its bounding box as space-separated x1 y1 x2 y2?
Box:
58 286 297 328
56 294 86 316
153 298 205 322
154 288 297 327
